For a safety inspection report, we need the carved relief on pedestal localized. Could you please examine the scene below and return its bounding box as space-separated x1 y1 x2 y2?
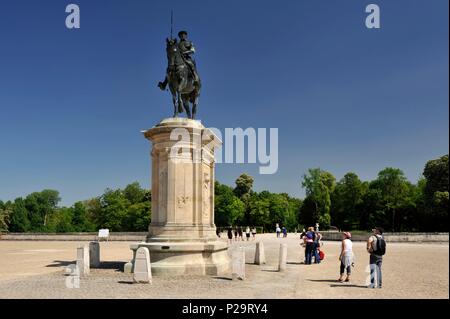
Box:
177 195 190 208
203 172 211 218
158 168 168 212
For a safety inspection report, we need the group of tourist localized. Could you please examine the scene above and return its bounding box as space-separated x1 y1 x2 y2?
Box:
275 225 288 238
297 226 385 288
225 226 257 243
335 227 385 288
300 227 323 264
302 226 385 288
223 223 385 289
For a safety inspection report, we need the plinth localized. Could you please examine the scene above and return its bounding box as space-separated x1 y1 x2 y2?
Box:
130 118 230 276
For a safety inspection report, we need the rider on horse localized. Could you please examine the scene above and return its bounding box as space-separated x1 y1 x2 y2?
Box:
158 31 200 91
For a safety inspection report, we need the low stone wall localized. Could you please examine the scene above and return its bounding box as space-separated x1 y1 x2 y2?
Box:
0 232 147 241
0 232 448 242
320 231 449 242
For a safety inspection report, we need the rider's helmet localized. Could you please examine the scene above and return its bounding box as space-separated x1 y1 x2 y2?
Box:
178 31 188 38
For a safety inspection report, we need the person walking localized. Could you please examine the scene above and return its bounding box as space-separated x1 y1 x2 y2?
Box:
238 226 243 241
338 232 354 282
233 226 238 241
245 226 251 241
251 227 257 240
367 227 386 288
227 226 233 244
282 227 287 238
276 225 281 238
303 227 315 264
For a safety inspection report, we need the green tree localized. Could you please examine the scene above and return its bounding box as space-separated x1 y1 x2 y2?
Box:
123 182 147 204
299 195 319 228
46 208 74 233
285 195 302 231
124 202 151 231
234 173 254 224
215 181 245 226
248 193 271 229
234 174 254 199
0 201 11 232
98 189 129 231
24 190 61 232
371 168 410 232
267 192 289 229
72 202 95 232
84 198 103 230
422 154 449 231
331 172 364 230
8 198 31 232
301 168 335 228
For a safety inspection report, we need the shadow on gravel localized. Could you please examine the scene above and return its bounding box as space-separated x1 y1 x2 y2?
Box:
261 268 279 272
96 261 126 271
330 284 368 288
212 276 233 281
46 260 74 268
287 262 303 265
118 281 134 285
46 260 125 272
309 279 370 288
308 279 340 283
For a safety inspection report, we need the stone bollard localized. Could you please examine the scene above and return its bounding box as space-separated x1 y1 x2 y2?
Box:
232 246 246 280
76 244 90 276
124 262 133 274
65 264 79 276
89 242 100 268
278 243 287 272
133 247 152 283
65 264 80 289
254 241 266 265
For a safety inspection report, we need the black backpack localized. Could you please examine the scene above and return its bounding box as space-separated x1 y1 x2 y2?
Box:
375 235 386 255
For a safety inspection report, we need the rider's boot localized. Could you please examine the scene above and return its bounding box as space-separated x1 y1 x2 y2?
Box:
158 78 168 91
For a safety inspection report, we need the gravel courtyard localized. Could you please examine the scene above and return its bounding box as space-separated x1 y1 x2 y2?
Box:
0 234 448 299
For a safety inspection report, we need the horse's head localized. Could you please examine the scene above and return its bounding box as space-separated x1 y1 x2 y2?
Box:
166 38 182 67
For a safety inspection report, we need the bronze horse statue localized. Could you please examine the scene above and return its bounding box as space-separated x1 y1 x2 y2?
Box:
164 38 201 119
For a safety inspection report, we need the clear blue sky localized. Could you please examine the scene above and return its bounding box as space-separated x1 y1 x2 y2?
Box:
0 0 448 206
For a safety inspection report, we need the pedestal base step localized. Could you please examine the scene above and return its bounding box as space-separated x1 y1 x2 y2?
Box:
129 241 230 276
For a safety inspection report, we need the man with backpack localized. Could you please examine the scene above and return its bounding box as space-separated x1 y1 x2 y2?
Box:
367 227 386 288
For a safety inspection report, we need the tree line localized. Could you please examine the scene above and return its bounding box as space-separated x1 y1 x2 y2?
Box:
0 154 447 233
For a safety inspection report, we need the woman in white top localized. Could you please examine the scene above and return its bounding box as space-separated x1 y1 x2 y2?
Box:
338 232 354 282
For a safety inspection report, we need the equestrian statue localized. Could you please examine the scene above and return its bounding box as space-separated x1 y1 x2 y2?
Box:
158 31 201 119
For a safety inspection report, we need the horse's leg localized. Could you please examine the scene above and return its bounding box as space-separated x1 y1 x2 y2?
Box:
192 92 199 120
177 91 184 116
170 87 178 118
183 95 191 119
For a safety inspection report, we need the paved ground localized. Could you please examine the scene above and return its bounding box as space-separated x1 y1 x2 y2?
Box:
0 234 448 299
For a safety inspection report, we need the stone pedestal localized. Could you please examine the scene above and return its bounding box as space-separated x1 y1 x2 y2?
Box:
130 118 230 276
89 242 100 268
76 244 89 276
232 247 246 280
254 241 266 265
